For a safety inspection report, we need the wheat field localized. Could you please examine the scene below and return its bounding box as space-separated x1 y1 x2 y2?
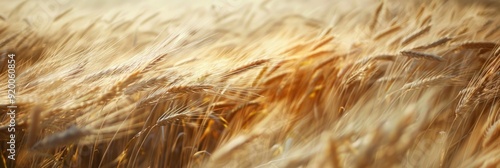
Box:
0 0 499 167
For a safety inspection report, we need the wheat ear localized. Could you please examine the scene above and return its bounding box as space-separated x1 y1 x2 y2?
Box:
400 50 444 62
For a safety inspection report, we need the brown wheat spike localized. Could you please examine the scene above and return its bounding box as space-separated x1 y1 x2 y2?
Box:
112 20 134 31
373 25 401 40
210 101 238 110
400 50 444 62
8 1 28 18
220 59 270 81
400 75 455 91
457 27 469 35
166 85 214 93
370 1 384 30
354 54 397 65
53 8 73 22
401 25 431 46
420 15 432 27
458 41 498 50
251 65 268 87
412 36 453 50
156 113 191 126
375 75 403 84
140 12 160 25
315 50 358 72
458 86 477 96
143 53 169 72
123 76 171 95
483 119 500 148
83 65 132 82
228 101 259 114
415 4 425 21
87 71 141 107
80 21 99 38
115 71 143 92
311 36 334 51
31 125 93 150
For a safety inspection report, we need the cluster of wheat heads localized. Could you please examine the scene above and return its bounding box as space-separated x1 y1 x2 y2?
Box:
0 0 499 167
